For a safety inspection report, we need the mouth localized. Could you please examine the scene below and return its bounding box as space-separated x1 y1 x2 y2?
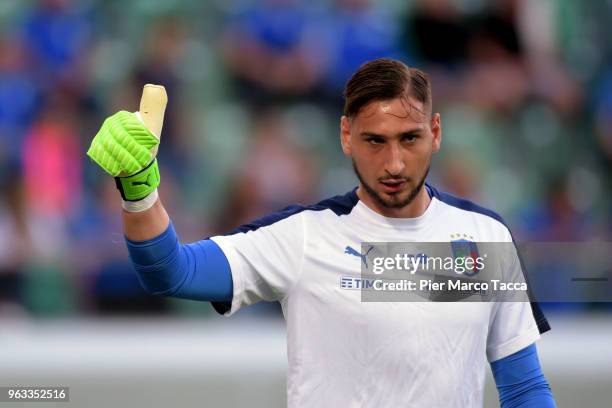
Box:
379 179 407 194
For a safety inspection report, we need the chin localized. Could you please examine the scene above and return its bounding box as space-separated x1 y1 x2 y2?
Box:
379 191 410 208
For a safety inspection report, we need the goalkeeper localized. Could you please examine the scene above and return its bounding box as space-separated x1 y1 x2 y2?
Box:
87 59 556 407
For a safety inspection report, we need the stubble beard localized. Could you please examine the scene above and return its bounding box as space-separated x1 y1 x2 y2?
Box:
352 159 430 210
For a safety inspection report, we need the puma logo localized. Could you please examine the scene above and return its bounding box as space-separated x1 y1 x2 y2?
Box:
344 245 374 268
131 172 154 187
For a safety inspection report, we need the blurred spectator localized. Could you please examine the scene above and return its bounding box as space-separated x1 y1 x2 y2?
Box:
21 0 94 84
404 0 581 114
517 177 590 242
22 92 82 218
216 109 318 231
220 0 325 105
517 0 582 115
438 153 482 200
0 36 40 164
317 0 404 104
399 0 473 105
594 70 612 164
462 0 529 112
0 164 29 316
402 0 470 68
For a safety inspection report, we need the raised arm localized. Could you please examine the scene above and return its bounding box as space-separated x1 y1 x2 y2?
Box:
87 85 232 302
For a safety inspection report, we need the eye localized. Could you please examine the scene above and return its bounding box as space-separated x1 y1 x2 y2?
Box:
367 137 384 145
402 134 418 143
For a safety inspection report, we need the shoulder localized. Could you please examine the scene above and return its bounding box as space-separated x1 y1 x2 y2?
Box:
225 188 359 235
426 183 513 240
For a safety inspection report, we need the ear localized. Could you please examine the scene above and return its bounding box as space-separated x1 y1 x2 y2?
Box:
430 113 441 153
340 116 352 156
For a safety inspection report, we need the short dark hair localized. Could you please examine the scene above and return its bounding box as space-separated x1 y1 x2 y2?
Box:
343 58 432 118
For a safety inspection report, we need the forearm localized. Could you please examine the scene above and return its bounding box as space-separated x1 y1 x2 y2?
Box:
122 197 170 241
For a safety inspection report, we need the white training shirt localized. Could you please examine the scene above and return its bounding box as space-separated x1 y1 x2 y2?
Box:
210 184 549 408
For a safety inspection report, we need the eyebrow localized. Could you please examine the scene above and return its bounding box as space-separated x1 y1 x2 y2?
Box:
360 129 423 139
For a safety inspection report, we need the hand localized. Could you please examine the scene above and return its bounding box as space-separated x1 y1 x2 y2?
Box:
87 110 159 177
87 85 167 202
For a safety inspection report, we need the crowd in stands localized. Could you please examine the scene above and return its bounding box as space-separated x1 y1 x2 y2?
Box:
0 0 609 316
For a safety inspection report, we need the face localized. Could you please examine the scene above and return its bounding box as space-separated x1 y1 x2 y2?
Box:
340 97 441 216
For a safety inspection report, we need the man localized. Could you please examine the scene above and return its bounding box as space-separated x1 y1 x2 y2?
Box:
87 58 556 407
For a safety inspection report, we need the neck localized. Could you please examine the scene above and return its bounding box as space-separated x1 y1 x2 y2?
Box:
356 185 431 218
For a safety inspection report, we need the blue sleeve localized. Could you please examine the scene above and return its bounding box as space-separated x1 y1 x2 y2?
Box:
491 343 557 408
125 221 233 302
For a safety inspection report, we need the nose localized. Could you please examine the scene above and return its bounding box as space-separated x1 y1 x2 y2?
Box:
384 143 405 176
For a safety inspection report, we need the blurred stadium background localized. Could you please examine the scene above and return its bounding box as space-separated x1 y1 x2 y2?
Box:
0 0 610 406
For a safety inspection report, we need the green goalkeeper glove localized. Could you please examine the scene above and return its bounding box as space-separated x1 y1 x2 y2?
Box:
87 110 160 201
87 85 168 208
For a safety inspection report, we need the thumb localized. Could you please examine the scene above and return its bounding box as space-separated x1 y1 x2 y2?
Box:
138 84 168 158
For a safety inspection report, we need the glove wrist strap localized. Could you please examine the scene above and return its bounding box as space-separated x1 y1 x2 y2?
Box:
122 188 158 212
114 159 160 201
